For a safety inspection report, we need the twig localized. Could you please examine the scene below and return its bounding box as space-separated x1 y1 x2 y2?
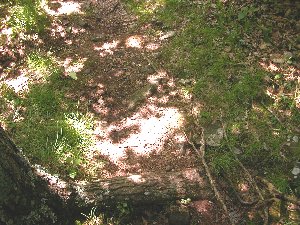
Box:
184 130 235 225
105 1 120 15
220 119 269 225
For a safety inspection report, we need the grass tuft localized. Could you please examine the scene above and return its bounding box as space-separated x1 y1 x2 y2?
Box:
8 0 48 33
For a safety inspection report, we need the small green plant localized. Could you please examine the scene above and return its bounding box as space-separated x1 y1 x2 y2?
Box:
117 202 131 217
238 5 258 21
8 0 48 33
180 198 191 205
27 51 62 81
79 207 105 225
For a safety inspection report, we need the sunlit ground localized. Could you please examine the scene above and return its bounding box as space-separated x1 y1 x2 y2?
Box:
42 0 83 16
260 61 300 108
0 0 190 181
93 104 184 163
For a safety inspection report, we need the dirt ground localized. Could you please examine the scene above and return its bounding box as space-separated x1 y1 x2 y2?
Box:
42 0 226 224
3 0 299 224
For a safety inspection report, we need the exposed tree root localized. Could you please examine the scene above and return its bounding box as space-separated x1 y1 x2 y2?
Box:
221 119 269 225
257 176 300 207
223 173 258 206
184 130 236 225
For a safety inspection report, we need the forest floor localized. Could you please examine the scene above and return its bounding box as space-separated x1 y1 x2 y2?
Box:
1 0 300 224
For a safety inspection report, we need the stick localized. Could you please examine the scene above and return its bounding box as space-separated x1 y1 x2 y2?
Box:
184 130 235 225
220 120 269 225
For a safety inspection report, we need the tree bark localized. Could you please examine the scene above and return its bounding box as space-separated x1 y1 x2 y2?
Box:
0 127 71 225
0 126 213 224
75 168 213 206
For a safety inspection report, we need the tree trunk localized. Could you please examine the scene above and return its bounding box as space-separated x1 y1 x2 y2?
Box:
0 127 71 225
0 126 212 224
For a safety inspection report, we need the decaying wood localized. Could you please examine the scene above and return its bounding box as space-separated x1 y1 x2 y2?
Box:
74 168 213 206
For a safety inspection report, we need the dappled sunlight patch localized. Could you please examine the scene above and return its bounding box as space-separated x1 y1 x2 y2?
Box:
127 174 145 183
93 104 184 164
191 200 214 216
145 42 160 51
260 61 280 72
5 72 29 93
42 0 83 16
147 70 167 84
259 60 300 109
50 21 67 37
49 21 87 39
125 35 143 48
128 0 166 16
94 40 120 57
69 26 86 35
0 27 13 43
65 39 73 45
60 57 87 77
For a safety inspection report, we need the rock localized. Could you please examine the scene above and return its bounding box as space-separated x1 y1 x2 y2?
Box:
168 209 190 225
159 31 176 40
292 167 300 178
206 128 224 147
292 136 299 143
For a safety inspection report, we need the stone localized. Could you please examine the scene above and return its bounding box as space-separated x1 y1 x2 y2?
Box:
206 128 224 147
292 136 299 143
292 167 300 178
159 31 176 40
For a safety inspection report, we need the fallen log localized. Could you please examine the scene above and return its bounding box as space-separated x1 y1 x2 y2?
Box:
74 168 213 206
1 125 213 224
